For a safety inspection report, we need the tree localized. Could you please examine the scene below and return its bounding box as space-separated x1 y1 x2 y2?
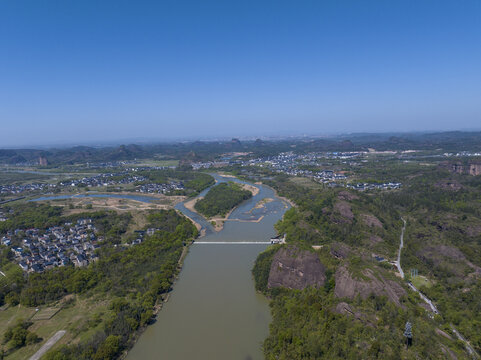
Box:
94 335 120 360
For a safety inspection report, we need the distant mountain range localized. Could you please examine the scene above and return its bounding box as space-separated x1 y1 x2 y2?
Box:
1 131 481 165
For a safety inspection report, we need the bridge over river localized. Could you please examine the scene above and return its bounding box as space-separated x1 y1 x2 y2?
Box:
194 241 273 245
127 173 291 360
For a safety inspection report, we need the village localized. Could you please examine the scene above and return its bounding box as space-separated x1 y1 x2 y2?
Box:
1 218 102 273
0 169 184 196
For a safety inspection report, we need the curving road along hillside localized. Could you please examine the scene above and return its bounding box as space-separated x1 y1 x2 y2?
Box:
396 218 479 358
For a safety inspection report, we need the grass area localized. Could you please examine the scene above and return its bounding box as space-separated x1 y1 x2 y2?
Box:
1 295 111 360
0 305 37 335
288 176 321 189
31 306 62 321
0 172 53 185
410 275 433 289
133 159 179 167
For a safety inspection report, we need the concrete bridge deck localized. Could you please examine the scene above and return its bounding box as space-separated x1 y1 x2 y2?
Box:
193 241 272 245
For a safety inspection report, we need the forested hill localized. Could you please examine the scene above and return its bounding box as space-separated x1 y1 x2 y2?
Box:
2 131 481 165
194 182 252 218
252 167 481 359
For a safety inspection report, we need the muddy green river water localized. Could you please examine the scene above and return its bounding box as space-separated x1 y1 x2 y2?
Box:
126 174 289 360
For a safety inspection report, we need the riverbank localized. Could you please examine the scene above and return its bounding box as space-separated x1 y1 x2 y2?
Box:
126 177 290 360
264 185 296 208
182 182 260 232
120 242 193 359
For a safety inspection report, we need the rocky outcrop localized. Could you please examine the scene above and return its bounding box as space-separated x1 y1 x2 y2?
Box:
361 214 382 228
330 242 351 259
368 235 383 244
466 225 481 237
440 162 481 176
419 245 481 276
268 246 326 290
333 302 374 325
334 266 406 307
332 201 354 223
338 191 359 201
435 180 463 191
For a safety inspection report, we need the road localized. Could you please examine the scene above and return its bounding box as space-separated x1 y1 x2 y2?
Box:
451 326 478 358
396 218 478 358
29 330 66 360
395 217 406 279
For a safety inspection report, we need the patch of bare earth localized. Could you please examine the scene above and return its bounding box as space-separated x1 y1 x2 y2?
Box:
369 235 383 244
334 266 406 307
330 242 351 259
332 201 354 223
361 214 383 228
337 191 359 201
466 225 481 237
419 245 481 277
268 245 326 290
333 302 375 326
435 179 463 191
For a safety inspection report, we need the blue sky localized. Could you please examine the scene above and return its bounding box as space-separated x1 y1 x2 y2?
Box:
1 0 480 146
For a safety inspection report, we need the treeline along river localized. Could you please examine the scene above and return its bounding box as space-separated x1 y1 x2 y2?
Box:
126 174 290 360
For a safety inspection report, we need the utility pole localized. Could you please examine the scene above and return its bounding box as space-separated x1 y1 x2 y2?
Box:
404 321 413 347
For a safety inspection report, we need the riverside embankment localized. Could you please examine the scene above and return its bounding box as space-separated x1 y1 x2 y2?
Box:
126 174 290 360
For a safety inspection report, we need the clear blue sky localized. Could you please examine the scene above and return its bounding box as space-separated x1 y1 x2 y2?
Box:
1 0 480 146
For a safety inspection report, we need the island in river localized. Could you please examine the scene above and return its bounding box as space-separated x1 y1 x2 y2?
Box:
126 175 290 360
184 181 259 231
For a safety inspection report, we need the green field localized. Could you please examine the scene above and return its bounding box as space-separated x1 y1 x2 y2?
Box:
0 296 110 360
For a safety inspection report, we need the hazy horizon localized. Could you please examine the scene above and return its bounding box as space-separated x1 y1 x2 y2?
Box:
2 128 481 150
1 0 480 147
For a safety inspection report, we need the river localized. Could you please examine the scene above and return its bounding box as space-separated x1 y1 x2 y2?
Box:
126 174 289 360
30 174 289 359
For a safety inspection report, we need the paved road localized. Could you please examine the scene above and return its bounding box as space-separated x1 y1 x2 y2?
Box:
395 218 406 279
29 330 66 360
194 241 272 245
397 218 478 358
407 282 438 314
451 326 479 359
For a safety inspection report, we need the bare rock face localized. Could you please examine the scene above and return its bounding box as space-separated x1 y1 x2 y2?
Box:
338 191 359 201
268 246 326 290
435 180 463 191
466 225 481 237
330 242 351 259
469 163 481 176
440 162 481 176
333 302 372 325
420 245 481 276
334 266 406 307
332 201 354 223
361 214 383 228
419 245 466 265
369 235 383 244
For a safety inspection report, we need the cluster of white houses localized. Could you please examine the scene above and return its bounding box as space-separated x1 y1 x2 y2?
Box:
1 219 101 273
136 181 185 194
